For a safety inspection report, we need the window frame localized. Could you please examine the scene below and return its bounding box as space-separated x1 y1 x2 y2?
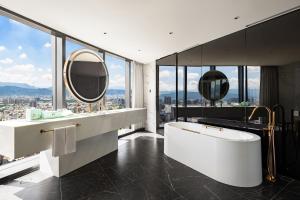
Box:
0 6 134 180
157 59 261 123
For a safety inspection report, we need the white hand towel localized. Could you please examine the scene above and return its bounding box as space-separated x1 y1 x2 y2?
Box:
52 127 66 157
65 125 77 154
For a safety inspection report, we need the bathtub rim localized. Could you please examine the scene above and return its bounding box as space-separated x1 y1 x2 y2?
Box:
165 122 261 143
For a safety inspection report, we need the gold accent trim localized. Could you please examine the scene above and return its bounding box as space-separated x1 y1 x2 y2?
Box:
40 123 80 134
249 106 276 183
63 49 109 103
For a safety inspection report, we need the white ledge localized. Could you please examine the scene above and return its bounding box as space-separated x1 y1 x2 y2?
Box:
0 108 146 159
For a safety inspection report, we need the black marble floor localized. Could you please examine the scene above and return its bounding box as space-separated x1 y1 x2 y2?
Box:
3 134 300 200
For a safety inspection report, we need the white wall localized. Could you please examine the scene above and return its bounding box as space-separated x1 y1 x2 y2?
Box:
143 61 157 133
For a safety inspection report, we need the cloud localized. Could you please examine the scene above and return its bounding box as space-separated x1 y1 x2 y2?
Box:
187 80 198 91
19 53 27 59
159 70 172 78
0 58 14 64
44 42 51 48
18 45 23 50
0 64 52 88
228 77 238 89
247 66 260 72
187 72 199 80
0 46 6 52
109 74 125 89
9 19 24 26
108 63 122 70
159 80 176 91
248 78 260 89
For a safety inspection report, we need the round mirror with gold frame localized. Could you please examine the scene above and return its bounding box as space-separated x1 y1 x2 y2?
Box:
64 49 109 103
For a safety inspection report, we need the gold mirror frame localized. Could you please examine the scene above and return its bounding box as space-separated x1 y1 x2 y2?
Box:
63 49 109 103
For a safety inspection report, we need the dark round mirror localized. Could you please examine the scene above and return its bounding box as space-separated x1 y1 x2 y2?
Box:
64 49 109 103
198 70 229 101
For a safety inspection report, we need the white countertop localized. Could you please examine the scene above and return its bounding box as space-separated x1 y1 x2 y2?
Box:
0 108 145 128
0 107 147 159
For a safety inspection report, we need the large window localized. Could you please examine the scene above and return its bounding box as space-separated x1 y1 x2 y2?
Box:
177 67 184 107
65 40 87 112
0 16 52 121
215 66 239 106
0 15 52 166
247 66 260 106
0 9 134 177
187 66 210 106
159 66 176 126
105 53 127 110
65 41 130 112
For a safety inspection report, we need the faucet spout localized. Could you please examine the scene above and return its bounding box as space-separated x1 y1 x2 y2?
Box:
248 106 272 128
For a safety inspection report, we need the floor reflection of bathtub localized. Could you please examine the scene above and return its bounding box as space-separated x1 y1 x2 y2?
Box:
164 122 262 187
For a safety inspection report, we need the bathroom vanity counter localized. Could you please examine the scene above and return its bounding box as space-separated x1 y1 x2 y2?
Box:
0 108 146 159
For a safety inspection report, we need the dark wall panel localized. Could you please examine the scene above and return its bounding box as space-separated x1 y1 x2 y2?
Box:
156 54 176 66
202 30 246 66
278 63 300 122
246 11 300 66
178 45 202 66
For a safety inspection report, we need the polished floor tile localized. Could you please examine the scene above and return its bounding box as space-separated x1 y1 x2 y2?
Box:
1 133 300 200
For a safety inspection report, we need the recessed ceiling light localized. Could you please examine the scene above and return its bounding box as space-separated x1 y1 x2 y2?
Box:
234 16 240 20
103 32 107 35
169 32 173 35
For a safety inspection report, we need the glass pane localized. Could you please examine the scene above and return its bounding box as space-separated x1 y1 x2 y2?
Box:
0 16 52 166
187 66 210 107
159 66 176 127
177 66 184 121
105 53 126 110
0 16 52 119
247 66 260 106
215 66 239 106
65 40 87 112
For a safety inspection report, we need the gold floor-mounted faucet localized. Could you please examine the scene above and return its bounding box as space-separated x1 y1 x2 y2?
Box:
249 106 276 183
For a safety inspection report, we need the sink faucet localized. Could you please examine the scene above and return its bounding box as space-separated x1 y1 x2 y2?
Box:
249 106 276 183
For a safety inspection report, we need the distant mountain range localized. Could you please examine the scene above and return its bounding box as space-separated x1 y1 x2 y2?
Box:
0 82 257 98
160 90 238 100
0 82 125 97
160 89 258 100
0 82 37 89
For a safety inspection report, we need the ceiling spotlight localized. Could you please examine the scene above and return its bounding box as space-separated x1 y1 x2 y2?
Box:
169 32 173 35
234 16 240 20
103 32 107 35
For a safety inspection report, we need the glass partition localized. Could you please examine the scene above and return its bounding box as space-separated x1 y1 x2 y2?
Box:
247 66 260 106
156 9 300 179
215 66 239 107
159 66 176 127
177 66 184 121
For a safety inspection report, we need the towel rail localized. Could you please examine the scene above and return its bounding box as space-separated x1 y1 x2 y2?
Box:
40 123 80 134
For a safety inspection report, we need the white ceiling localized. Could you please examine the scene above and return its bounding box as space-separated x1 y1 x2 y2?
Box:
0 0 300 64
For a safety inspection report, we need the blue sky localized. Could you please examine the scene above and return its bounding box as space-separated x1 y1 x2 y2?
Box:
0 15 125 90
0 16 52 88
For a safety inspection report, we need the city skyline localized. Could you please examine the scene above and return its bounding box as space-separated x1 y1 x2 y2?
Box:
159 66 260 92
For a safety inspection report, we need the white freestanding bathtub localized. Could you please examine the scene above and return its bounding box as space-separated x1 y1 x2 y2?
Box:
164 122 262 187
